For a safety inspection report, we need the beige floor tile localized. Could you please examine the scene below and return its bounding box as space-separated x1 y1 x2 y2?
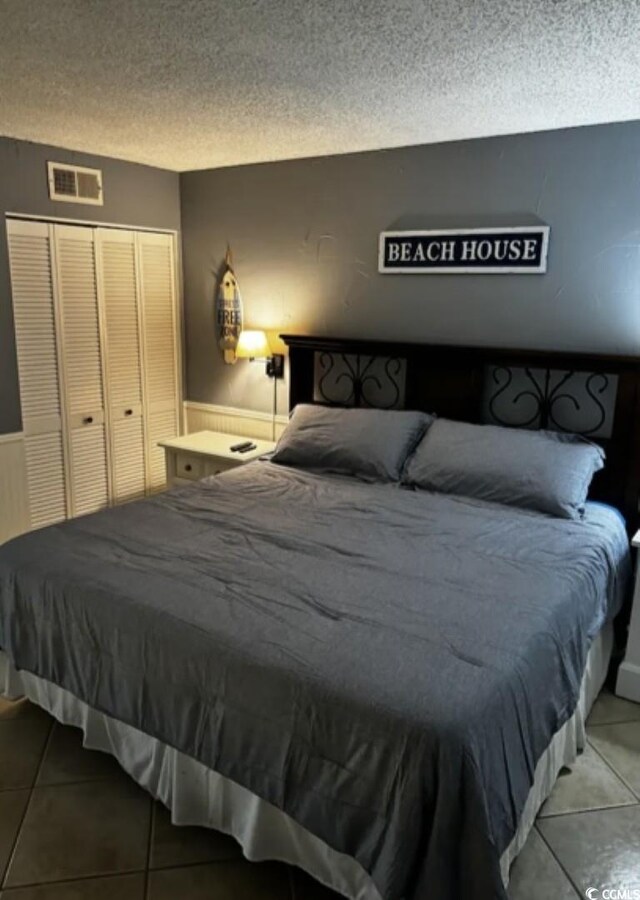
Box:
36 724 124 787
508 828 577 899
538 743 637 817
588 689 640 726
290 868 344 899
538 805 640 894
0 699 51 725
4 779 151 887
0 718 52 790
588 721 640 796
149 803 242 870
0 873 144 899
147 860 291 900
0 791 30 883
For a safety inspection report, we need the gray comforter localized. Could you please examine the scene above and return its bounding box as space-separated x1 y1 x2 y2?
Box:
0 462 629 899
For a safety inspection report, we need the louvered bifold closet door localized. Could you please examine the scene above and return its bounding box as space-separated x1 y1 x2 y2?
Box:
53 225 110 517
7 219 67 529
97 229 146 503
137 232 179 491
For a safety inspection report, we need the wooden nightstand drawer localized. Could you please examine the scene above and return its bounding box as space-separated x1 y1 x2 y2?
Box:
174 453 204 480
204 459 237 477
158 431 277 489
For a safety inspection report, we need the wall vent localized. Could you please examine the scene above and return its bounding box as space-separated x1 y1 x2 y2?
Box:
47 162 103 205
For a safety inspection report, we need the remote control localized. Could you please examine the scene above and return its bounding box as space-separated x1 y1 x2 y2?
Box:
230 441 254 452
238 442 257 453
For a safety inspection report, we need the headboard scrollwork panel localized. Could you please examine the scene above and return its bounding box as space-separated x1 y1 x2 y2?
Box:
313 352 407 409
483 366 617 438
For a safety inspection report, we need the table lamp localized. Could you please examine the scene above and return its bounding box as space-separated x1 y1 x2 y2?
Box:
235 329 284 439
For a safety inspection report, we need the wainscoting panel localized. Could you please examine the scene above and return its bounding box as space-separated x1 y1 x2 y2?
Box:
0 433 30 543
184 401 288 441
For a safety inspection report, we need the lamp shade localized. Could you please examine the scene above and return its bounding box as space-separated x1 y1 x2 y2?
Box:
235 329 271 359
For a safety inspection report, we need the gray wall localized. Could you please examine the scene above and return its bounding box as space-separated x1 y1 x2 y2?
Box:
180 121 640 416
0 137 180 434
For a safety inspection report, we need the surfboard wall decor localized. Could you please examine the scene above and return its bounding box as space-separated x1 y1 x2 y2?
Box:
216 247 244 364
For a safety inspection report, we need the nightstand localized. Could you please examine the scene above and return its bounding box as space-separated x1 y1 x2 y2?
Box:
158 431 276 488
616 529 640 703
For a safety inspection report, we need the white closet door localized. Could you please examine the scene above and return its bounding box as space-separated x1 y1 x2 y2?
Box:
137 232 179 491
53 224 110 517
97 229 146 503
7 219 67 529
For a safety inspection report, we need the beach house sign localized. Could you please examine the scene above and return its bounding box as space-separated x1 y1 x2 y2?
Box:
378 226 550 274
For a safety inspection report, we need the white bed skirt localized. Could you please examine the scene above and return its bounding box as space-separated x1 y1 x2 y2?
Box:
0 622 612 900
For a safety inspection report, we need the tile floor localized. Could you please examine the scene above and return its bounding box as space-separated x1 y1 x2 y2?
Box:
0 689 639 899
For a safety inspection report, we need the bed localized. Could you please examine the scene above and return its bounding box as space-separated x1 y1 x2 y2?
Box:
1 335 639 900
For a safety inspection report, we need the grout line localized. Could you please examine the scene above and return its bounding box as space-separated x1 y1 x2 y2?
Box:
589 717 640 726
30 774 122 790
588 714 640 726
143 800 154 900
2 868 147 892
538 798 640 820
0 790 32 891
534 824 583 899
148 855 249 874
587 737 640 802
151 859 248 872
1 716 56 887
32 716 55 783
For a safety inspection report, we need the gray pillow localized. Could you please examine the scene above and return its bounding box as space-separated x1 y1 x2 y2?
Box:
403 418 605 519
272 404 432 482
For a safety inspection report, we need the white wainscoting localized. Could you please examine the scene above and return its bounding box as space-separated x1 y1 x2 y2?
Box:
184 401 288 441
0 433 30 543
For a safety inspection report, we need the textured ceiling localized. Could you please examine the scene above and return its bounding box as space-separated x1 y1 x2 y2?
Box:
1 0 640 172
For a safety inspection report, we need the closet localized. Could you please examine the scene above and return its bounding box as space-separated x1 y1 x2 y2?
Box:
7 217 180 530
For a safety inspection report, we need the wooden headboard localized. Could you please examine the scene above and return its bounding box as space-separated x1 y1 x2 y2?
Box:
280 334 640 533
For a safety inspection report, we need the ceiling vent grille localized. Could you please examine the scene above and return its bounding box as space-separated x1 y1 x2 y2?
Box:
47 162 103 205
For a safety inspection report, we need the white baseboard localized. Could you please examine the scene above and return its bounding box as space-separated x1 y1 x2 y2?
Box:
616 661 640 704
184 401 288 441
0 433 30 543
